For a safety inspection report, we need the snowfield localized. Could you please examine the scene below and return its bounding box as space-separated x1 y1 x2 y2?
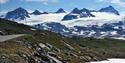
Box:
90 58 125 63
18 12 124 27
61 12 124 27
16 12 125 40
112 37 125 40
18 13 68 25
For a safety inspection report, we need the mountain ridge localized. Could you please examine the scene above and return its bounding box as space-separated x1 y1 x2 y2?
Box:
5 7 30 21
62 8 95 20
99 5 120 15
56 8 66 13
31 10 42 15
1 5 120 21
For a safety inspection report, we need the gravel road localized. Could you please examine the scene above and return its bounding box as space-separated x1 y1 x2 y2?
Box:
0 34 26 42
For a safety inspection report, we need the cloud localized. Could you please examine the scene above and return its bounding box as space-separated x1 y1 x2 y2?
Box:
111 0 125 7
0 0 9 4
25 0 48 2
24 0 58 5
97 0 125 8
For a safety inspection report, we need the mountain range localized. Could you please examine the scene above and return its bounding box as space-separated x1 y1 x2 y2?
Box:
0 5 125 40
0 5 125 63
1 6 120 21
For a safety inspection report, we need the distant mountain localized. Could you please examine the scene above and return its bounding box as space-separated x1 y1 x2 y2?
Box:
71 8 81 14
89 10 97 12
5 7 30 21
62 8 80 20
62 8 95 20
0 15 5 18
80 8 95 17
99 6 120 15
62 14 78 21
31 10 49 15
34 20 125 39
34 22 69 33
41 12 49 14
31 10 42 15
56 8 66 13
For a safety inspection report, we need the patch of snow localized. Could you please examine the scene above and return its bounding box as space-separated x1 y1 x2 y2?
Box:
110 31 117 35
17 12 124 28
79 30 84 35
0 11 6 18
48 55 62 63
100 32 106 35
18 13 67 25
64 42 74 50
61 12 123 27
62 29 69 32
72 31 79 34
88 31 96 37
112 37 125 40
30 28 36 31
39 43 46 48
90 58 125 63
114 26 119 29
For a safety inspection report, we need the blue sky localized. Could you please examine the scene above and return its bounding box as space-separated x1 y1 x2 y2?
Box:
0 0 125 14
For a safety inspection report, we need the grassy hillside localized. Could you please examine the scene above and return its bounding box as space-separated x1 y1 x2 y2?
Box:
0 18 41 34
0 18 125 63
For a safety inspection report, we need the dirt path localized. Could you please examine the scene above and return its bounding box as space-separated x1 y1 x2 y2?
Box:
0 34 26 42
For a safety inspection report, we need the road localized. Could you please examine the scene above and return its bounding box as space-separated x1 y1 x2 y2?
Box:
0 34 26 42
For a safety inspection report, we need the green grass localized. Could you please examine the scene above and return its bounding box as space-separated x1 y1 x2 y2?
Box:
0 18 41 34
14 34 125 63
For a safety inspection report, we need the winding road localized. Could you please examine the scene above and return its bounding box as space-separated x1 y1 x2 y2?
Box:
0 34 26 42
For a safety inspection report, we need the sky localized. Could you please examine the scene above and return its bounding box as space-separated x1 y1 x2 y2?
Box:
0 0 125 14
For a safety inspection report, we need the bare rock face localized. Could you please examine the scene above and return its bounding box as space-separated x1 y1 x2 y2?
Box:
5 7 30 21
31 10 42 15
99 5 120 15
56 8 66 13
62 8 95 21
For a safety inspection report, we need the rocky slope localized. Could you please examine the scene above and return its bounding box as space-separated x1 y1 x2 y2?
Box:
31 10 42 15
99 6 120 15
56 8 66 13
0 19 125 63
5 7 30 21
62 8 95 20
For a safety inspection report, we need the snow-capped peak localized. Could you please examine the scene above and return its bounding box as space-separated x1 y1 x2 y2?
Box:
99 5 120 15
56 8 66 13
31 10 42 15
5 7 30 21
